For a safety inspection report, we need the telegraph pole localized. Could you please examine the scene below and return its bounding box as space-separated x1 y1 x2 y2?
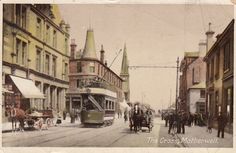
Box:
175 57 179 113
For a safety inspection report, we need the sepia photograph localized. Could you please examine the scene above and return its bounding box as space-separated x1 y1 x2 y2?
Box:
1 0 234 149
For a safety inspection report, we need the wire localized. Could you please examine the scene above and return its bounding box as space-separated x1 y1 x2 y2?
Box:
129 65 177 69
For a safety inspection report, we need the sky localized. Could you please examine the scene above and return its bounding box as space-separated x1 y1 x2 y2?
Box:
58 2 233 111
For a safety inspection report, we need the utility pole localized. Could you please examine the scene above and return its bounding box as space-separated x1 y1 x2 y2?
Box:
175 57 179 113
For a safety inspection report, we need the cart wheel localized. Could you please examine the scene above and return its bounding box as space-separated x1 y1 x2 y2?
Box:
46 118 52 127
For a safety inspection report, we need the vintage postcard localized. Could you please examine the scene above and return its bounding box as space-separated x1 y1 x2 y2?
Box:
1 0 235 152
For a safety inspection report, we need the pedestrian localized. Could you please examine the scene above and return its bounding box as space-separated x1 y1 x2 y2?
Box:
164 113 169 127
180 112 186 134
207 114 213 133
176 112 181 134
217 112 227 138
10 105 17 132
124 110 128 123
168 112 174 134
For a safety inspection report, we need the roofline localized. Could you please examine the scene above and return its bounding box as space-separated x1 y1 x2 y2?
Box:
204 19 234 61
70 58 123 81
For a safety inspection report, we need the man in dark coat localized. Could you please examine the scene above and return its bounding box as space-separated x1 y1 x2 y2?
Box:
164 113 169 127
217 112 227 138
176 113 181 134
180 112 186 134
168 113 175 134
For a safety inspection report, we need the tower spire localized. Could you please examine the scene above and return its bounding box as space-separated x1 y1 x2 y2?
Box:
120 43 130 102
82 29 97 59
120 43 129 75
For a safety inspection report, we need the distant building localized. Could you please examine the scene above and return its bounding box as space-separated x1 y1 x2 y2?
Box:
66 29 123 113
2 4 70 122
179 52 199 112
120 44 130 102
204 20 234 133
179 37 207 114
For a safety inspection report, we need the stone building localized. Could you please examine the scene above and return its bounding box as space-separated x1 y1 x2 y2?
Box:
204 20 234 133
2 4 70 121
66 29 123 113
179 52 199 112
120 44 130 102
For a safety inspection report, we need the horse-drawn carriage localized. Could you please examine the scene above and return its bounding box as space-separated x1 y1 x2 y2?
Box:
129 104 154 133
25 110 54 129
8 107 54 131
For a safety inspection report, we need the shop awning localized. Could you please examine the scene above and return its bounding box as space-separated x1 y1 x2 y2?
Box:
10 75 45 99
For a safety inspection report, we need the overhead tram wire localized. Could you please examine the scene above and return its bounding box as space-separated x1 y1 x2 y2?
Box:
128 65 177 69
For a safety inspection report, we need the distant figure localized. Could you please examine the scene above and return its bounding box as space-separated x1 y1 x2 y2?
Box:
217 112 227 138
10 105 17 132
207 114 213 133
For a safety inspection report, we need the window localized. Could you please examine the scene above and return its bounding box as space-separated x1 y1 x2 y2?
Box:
22 42 27 65
16 38 21 63
36 18 42 39
77 62 82 73
21 6 26 29
52 57 57 77
215 51 220 78
16 5 21 26
210 58 214 81
77 79 82 88
200 90 205 98
36 48 41 71
192 68 195 84
224 42 230 71
45 54 50 75
15 38 27 65
206 63 210 82
46 25 50 43
89 62 95 73
64 63 68 79
65 38 68 55
53 30 57 48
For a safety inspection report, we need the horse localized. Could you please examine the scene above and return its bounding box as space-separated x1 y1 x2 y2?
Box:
9 108 26 132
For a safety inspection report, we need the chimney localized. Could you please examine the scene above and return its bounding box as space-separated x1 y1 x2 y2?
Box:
205 22 215 52
100 45 105 64
70 39 77 59
198 39 207 57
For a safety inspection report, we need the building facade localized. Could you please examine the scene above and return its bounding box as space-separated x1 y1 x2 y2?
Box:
2 4 70 122
66 29 123 113
179 39 207 114
179 52 199 112
204 19 234 133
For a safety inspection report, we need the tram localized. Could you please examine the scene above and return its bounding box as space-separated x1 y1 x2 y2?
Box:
80 87 117 126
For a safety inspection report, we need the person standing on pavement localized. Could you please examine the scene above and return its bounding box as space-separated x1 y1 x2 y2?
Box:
176 112 181 134
168 112 174 134
10 105 17 132
164 113 169 127
217 112 227 138
180 112 186 134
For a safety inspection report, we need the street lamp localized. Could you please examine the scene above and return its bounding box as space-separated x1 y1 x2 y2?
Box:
175 57 179 113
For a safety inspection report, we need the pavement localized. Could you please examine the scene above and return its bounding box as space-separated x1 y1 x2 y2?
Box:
1 116 81 133
158 119 233 148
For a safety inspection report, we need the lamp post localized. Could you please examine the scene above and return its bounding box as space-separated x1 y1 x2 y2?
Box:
175 57 179 113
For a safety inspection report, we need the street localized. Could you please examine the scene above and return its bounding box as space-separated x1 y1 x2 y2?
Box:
3 117 161 147
2 117 232 147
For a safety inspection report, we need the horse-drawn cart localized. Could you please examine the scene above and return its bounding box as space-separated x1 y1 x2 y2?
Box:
25 110 54 129
129 105 154 133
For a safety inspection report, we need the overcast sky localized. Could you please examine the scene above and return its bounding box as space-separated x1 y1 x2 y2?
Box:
59 3 233 111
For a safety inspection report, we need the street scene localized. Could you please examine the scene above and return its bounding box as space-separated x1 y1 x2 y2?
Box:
1 1 234 148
